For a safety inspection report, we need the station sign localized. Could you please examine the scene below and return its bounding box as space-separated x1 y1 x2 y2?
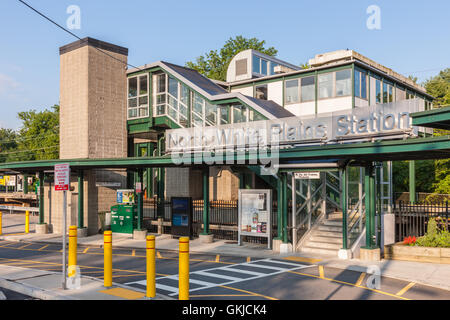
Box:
166 99 424 153
54 163 70 191
294 172 321 180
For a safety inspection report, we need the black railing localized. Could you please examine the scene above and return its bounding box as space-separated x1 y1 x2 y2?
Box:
393 201 450 242
142 198 280 242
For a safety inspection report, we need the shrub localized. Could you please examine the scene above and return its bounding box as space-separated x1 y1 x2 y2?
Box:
414 217 450 248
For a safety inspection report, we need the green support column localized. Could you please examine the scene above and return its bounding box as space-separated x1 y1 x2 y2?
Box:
157 136 165 218
276 176 283 240
201 168 210 235
409 160 416 204
38 172 44 225
23 174 28 194
78 170 84 229
137 169 144 230
364 165 372 248
341 167 348 250
282 173 288 244
370 166 376 247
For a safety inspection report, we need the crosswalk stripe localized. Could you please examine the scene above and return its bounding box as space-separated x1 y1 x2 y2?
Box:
156 283 179 293
194 271 242 282
223 267 264 276
245 263 286 271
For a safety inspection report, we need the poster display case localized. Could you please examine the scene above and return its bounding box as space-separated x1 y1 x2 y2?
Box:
238 189 272 249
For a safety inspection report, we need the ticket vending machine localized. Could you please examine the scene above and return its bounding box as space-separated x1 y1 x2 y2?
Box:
171 197 193 239
111 189 137 234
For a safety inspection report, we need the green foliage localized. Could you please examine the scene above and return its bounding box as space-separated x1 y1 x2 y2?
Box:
0 129 18 163
393 160 436 195
185 36 278 81
415 218 450 248
424 68 450 107
0 105 59 163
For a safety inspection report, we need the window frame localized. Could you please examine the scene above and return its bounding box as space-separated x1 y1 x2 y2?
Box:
127 73 149 120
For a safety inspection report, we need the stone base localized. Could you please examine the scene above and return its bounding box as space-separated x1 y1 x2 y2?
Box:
77 228 88 238
35 223 48 234
280 243 293 254
272 239 282 253
338 249 353 260
133 229 148 240
199 234 214 243
360 247 381 261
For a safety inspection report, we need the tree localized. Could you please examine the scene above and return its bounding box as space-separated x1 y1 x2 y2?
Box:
186 36 278 81
424 68 450 107
7 105 60 162
0 128 18 163
423 69 450 197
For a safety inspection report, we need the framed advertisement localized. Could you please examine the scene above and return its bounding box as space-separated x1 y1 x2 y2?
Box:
238 189 272 249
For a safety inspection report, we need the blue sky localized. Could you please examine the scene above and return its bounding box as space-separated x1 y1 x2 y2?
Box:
0 0 449 129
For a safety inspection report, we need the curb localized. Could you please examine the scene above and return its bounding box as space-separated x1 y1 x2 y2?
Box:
0 278 73 300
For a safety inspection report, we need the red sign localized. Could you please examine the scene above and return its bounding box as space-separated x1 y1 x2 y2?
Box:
54 163 70 191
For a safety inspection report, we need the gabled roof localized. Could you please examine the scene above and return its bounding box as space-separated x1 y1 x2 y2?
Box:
127 61 293 120
160 62 228 96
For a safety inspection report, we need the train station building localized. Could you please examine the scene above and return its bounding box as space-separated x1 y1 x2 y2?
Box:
1 37 450 260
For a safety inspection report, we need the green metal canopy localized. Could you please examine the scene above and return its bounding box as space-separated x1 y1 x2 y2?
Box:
411 105 450 130
1 135 450 173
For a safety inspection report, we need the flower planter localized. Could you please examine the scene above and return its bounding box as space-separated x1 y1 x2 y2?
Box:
384 242 450 264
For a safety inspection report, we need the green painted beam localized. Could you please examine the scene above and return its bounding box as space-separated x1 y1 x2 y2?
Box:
411 105 450 129
78 170 84 229
38 172 44 225
201 169 210 235
341 166 348 250
409 160 416 203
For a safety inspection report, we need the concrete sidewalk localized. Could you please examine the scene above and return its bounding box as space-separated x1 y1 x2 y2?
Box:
0 264 170 300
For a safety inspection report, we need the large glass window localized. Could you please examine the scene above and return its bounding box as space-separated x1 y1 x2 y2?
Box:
318 73 333 99
218 106 229 125
270 62 278 75
375 79 382 104
261 59 268 75
383 82 388 103
153 73 188 126
336 69 351 97
354 69 367 99
285 79 299 104
205 101 217 126
253 56 261 74
233 105 247 123
128 74 148 119
301 76 315 102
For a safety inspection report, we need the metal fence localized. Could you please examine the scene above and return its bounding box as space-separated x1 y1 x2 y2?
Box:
142 198 280 242
393 201 450 242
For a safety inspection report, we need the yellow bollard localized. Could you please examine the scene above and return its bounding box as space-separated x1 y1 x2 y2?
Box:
104 230 112 287
178 237 189 300
25 210 29 234
68 226 77 276
0 211 2 236
146 235 156 298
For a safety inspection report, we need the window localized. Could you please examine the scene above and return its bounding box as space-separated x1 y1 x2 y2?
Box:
153 73 188 126
318 73 333 99
375 79 382 104
249 109 265 121
218 106 229 125
252 55 268 75
388 85 393 103
255 84 268 100
128 74 149 119
285 79 299 104
232 105 247 123
205 101 217 126
336 69 351 97
270 63 278 75
301 76 315 102
261 59 268 75
253 56 261 74
354 69 367 99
